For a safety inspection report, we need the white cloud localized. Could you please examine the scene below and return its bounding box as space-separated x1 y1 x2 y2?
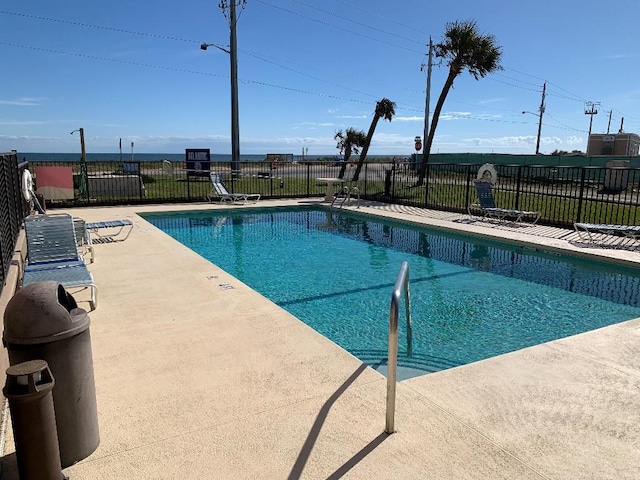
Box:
295 122 334 128
477 98 506 105
394 116 423 122
565 136 583 145
460 135 536 147
440 111 472 120
603 53 640 59
0 120 47 126
0 97 45 106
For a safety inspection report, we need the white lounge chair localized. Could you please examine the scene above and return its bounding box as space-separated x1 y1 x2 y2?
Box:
207 172 260 204
573 222 640 247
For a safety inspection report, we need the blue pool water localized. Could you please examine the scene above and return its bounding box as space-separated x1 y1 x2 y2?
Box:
142 207 640 379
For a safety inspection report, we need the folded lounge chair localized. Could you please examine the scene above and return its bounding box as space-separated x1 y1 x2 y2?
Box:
22 214 97 310
471 181 540 224
86 219 133 242
73 217 94 263
573 222 640 246
207 172 260 204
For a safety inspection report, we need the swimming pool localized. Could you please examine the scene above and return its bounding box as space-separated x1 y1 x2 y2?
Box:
142 207 640 379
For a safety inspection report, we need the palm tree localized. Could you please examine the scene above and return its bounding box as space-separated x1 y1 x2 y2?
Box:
416 20 502 185
352 98 396 181
334 128 366 179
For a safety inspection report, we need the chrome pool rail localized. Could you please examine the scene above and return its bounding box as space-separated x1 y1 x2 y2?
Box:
331 185 360 209
386 261 412 434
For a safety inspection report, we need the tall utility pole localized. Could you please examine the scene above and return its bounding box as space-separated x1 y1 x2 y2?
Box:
584 101 600 136
228 0 240 176
421 37 433 157
209 1 246 176
535 82 546 155
606 110 613 134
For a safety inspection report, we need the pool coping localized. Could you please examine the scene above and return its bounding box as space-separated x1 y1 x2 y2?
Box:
2 198 639 479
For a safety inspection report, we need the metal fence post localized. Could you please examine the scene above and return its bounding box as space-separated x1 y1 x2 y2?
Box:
514 165 523 210
423 163 430 207
576 167 587 223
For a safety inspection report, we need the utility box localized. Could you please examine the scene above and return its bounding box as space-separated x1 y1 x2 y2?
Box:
3 281 99 468
604 160 630 193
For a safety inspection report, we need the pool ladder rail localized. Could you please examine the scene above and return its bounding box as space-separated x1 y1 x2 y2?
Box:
386 261 412 434
331 185 360 209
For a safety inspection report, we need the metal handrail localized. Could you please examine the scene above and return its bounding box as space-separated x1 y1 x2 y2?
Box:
331 186 360 209
385 261 412 433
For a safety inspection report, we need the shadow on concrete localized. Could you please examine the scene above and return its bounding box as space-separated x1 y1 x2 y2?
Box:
0 452 18 480
325 432 389 479
287 362 388 479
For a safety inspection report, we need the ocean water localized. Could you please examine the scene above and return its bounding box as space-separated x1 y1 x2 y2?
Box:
21 152 282 163
20 152 396 163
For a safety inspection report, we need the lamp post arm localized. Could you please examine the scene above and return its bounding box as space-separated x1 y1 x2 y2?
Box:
200 42 230 54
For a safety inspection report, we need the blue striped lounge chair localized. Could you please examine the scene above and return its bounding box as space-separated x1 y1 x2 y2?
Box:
85 219 133 242
22 214 97 310
471 181 540 225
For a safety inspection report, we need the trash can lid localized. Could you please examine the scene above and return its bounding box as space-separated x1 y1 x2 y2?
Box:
3 281 90 345
3 359 55 398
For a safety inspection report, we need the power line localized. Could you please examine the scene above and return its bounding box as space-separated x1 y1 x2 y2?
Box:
0 10 604 118
0 41 375 105
1 10 634 134
284 0 424 45
0 38 598 136
334 0 427 34
253 0 424 54
0 10 197 44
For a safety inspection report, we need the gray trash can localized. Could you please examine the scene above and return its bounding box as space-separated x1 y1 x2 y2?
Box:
3 281 99 468
3 360 66 480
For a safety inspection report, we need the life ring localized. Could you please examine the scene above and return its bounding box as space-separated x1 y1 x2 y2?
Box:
21 169 33 202
476 163 498 185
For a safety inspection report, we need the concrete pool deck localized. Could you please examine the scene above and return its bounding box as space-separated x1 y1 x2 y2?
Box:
2 199 639 479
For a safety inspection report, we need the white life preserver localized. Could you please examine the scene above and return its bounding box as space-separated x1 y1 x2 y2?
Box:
21 169 33 202
476 163 498 185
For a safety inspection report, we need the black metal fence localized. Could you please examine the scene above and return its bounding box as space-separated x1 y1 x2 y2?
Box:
23 159 640 228
2 157 640 297
381 162 640 227
0 151 30 291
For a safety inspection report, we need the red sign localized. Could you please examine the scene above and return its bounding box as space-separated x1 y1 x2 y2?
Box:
415 140 422 151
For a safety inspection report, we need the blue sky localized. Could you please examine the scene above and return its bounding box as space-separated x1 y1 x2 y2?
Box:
2 0 640 156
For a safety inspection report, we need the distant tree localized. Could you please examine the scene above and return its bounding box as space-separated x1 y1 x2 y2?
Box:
334 128 366 179
417 20 503 185
551 149 585 156
352 98 396 181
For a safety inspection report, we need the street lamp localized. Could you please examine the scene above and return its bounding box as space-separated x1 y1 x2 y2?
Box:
70 128 86 163
522 111 543 155
70 128 88 197
201 1 241 176
200 42 229 53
